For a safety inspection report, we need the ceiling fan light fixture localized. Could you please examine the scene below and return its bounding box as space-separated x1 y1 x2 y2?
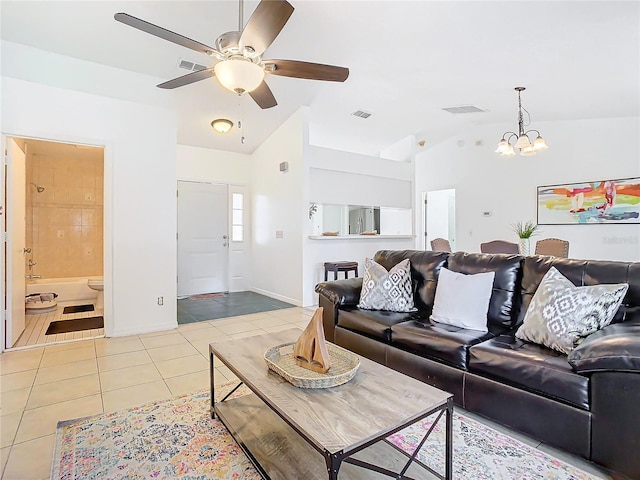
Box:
211 118 233 134
214 59 264 94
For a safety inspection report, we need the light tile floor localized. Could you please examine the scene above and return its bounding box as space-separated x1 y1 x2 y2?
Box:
0 306 614 480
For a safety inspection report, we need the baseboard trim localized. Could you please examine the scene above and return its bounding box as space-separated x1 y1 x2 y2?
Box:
250 287 301 307
110 321 178 338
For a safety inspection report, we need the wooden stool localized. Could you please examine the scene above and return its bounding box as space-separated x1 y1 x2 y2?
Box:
324 261 359 281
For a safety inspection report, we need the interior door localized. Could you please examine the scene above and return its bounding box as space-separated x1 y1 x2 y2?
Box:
177 181 229 296
5 138 26 348
425 188 456 251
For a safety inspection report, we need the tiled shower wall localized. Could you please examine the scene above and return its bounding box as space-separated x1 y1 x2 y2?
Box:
26 148 103 279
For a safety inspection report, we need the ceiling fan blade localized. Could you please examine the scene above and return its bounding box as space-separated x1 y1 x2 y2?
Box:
114 13 217 56
157 68 215 89
239 0 294 56
249 81 278 109
264 60 349 82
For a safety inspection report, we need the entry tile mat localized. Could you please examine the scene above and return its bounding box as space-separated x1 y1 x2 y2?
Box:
177 292 295 324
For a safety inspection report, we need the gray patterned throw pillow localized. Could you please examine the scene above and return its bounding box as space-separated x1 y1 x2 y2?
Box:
515 267 628 354
358 258 417 312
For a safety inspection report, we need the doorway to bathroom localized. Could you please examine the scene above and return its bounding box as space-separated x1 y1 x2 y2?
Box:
3 137 105 349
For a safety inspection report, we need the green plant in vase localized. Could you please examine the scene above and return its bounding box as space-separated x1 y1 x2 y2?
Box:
510 220 540 256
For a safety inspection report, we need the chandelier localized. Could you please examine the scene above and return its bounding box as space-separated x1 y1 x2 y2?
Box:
496 87 548 157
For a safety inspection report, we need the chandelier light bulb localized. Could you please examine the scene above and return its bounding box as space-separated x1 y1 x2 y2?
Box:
515 134 532 149
495 139 509 153
520 145 537 156
501 144 516 157
533 136 549 151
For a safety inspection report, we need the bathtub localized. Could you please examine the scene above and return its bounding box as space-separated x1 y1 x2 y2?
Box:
26 276 101 303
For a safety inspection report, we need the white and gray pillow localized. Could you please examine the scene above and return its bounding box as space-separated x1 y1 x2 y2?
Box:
430 267 495 332
516 267 628 354
358 258 416 312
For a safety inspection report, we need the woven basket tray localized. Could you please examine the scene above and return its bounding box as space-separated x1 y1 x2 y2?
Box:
264 342 360 389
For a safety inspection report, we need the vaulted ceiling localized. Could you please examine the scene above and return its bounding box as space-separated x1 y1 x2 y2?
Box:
2 1 638 156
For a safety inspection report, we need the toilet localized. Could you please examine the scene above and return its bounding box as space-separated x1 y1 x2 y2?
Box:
87 277 104 312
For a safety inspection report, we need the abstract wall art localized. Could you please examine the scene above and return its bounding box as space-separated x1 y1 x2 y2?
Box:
537 177 640 225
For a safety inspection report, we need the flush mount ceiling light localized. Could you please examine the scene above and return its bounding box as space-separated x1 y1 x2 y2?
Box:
496 87 548 157
211 118 233 134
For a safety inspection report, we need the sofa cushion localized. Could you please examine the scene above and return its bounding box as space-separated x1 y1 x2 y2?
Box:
445 252 523 330
518 256 640 326
431 267 495 332
516 267 628 354
358 258 416 312
373 250 449 310
468 334 590 410
391 320 495 369
337 307 422 342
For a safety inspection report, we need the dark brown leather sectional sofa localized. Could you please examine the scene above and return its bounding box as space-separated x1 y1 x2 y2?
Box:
315 249 640 479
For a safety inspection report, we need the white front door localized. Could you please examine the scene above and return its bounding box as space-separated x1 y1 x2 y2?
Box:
177 181 229 296
5 138 27 348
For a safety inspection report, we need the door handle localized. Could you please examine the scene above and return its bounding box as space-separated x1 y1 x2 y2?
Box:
223 242 227 247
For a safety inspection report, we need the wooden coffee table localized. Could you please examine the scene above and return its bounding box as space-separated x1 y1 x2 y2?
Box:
210 329 453 480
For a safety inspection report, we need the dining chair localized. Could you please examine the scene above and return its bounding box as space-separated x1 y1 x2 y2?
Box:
535 238 570 258
430 238 452 252
480 240 519 254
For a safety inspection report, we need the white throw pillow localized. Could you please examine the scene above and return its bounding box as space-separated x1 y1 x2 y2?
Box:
430 267 495 332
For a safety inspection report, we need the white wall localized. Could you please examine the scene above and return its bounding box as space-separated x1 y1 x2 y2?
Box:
250 109 306 305
2 77 178 336
415 117 640 262
309 167 412 208
176 144 251 185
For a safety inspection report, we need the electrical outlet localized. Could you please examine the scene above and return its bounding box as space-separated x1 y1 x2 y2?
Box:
157 296 164 306
276 230 284 239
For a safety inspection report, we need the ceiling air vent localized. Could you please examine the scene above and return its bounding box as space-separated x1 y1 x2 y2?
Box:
178 59 208 72
351 110 372 119
442 105 486 114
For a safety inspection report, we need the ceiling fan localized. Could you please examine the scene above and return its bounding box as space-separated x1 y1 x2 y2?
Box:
114 0 349 109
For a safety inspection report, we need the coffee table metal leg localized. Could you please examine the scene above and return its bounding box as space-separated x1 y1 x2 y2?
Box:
325 452 341 480
210 352 216 419
445 398 453 480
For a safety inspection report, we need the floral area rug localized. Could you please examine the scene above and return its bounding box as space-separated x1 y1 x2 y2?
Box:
386 413 605 480
52 384 260 480
52 383 606 480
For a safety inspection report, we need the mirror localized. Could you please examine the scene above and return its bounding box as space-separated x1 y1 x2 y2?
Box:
310 203 412 236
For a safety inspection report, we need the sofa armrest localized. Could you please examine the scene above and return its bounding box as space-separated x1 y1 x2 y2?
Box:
315 278 363 343
315 278 363 306
568 319 640 373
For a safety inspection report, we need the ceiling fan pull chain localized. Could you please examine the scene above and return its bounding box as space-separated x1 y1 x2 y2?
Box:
239 97 246 144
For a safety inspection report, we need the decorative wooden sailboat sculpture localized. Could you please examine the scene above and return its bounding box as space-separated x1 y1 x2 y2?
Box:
293 307 331 373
